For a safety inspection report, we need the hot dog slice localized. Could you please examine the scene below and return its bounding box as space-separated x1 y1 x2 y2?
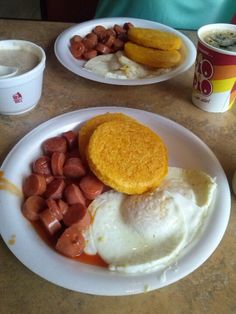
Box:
46 199 63 221
95 43 111 54
64 183 86 206
112 38 125 51
63 157 86 178
44 178 65 199
83 50 98 60
23 174 47 197
57 199 69 215
44 174 54 184
83 33 98 49
93 25 106 41
79 174 104 200
63 203 90 229
51 152 66 176
56 225 85 257
62 131 78 151
33 156 51 175
22 195 46 221
123 22 134 31
70 35 82 44
40 209 62 235
70 41 85 59
43 136 67 155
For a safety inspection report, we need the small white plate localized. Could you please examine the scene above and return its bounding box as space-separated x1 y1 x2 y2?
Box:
54 17 196 85
0 107 230 295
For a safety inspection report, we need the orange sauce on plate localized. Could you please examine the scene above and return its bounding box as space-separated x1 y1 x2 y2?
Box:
31 220 108 268
0 169 107 267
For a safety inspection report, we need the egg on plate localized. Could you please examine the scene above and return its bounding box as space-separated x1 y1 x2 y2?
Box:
83 51 170 79
84 167 216 273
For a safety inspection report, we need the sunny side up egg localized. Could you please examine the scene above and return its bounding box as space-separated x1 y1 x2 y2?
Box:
83 167 217 273
84 51 170 79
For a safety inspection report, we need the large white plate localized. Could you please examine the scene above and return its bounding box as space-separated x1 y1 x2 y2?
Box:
54 17 196 85
0 107 231 295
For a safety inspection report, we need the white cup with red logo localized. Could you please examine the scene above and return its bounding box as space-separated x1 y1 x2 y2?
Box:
192 23 236 113
0 40 46 115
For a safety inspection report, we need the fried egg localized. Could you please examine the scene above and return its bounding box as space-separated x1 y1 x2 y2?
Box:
84 51 170 79
84 167 216 273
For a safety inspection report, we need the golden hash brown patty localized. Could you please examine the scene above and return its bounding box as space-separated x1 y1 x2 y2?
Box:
78 112 135 163
87 119 168 194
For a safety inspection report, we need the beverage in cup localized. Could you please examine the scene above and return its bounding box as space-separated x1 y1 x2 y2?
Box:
192 23 236 113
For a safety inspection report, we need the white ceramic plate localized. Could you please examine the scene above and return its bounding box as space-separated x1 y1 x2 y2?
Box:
54 17 196 85
0 107 230 295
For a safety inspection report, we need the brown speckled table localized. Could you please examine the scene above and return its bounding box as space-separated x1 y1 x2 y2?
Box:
0 19 236 314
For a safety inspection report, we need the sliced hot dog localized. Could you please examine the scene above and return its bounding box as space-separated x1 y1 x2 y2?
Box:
44 178 65 199
79 174 104 200
43 136 67 155
44 174 54 184
23 174 47 197
63 203 90 229
93 25 106 41
95 43 111 54
46 199 63 221
104 35 115 48
51 152 66 176
22 195 46 221
83 49 98 60
123 22 134 31
113 24 126 35
64 183 86 206
83 32 98 49
57 199 69 215
56 225 85 257
106 28 116 37
70 35 82 44
66 150 80 159
62 130 78 151
33 156 51 175
40 209 62 235
112 38 125 51
70 41 85 59
63 157 86 178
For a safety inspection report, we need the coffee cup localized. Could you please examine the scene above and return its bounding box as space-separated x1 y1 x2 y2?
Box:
192 23 236 113
0 40 46 115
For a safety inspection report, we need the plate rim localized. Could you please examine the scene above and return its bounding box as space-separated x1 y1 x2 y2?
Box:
54 17 197 85
0 106 231 295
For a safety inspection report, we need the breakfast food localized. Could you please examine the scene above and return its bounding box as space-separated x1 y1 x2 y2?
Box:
21 129 105 256
124 42 181 68
70 23 133 60
69 23 184 79
127 27 182 51
78 112 135 162
84 167 216 273
87 118 168 194
84 51 171 79
20 113 217 275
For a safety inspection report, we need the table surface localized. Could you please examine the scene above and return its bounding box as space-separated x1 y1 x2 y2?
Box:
0 19 235 314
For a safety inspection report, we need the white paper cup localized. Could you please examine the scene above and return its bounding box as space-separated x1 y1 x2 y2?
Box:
192 24 236 113
0 40 46 115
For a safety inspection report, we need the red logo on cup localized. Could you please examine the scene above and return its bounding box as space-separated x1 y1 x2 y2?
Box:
12 92 23 103
193 53 213 97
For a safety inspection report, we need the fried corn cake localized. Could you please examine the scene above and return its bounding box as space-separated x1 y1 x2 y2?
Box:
87 119 168 194
78 112 135 163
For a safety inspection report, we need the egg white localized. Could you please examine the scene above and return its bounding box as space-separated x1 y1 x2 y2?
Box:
84 167 216 273
83 51 171 80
